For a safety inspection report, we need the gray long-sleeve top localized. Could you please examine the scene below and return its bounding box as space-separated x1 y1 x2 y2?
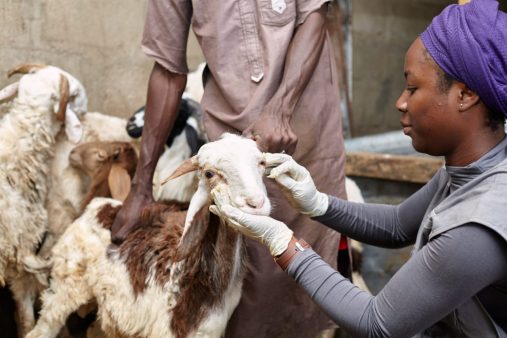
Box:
287 140 507 338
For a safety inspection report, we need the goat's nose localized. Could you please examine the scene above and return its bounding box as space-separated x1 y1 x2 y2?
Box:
245 195 265 209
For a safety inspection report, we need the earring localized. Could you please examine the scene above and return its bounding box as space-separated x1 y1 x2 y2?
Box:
459 103 464 109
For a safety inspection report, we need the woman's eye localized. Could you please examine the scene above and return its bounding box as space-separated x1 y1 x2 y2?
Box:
406 87 417 95
204 170 214 179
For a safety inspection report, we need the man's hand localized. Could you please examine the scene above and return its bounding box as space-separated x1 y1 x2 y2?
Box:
264 152 328 217
210 188 293 257
243 5 328 155
110 188 154 245
243 106 297 154
110 63 186 245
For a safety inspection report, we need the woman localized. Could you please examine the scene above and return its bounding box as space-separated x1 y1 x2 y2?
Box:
211 1 507 337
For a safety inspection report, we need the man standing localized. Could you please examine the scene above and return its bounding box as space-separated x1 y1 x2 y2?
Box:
112 1 348 336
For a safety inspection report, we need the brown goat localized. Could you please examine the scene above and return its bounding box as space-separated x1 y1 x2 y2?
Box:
69 141 138 211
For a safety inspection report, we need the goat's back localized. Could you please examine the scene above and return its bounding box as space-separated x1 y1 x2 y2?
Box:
50 197 243 338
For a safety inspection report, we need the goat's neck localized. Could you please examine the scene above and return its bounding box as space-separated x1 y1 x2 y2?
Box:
80 174 111 212
169 215 245 337
177 213 245 283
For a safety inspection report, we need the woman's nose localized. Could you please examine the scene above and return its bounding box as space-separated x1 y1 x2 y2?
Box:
395 92 408 113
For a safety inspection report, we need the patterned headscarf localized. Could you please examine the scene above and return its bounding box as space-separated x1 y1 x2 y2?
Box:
420 0 507 117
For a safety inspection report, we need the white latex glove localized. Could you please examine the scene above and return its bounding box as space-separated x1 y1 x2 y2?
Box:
264 153 329 217
210 189 293 257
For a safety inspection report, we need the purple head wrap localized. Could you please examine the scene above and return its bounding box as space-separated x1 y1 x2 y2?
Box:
420 0 507 117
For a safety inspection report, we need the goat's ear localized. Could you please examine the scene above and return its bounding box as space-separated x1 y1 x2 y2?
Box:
108 164 131 202
182 179 209 228
64 107 83 144
55 74 69 122
160 156 199 185
0 82 19 104
7 63 46 78
177 204 210 260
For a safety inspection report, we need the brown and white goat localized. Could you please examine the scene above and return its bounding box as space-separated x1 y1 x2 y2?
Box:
27 133 270 338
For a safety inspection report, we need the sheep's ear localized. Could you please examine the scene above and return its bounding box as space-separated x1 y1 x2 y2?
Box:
160 156 199 185
0 82 19 104
108 164 131 202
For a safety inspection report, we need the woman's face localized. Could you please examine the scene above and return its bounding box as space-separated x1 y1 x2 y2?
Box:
396 38 463 157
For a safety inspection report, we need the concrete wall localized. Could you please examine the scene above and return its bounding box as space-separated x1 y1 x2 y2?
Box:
2 0 501 134
351 0 451 136
0 0 203 120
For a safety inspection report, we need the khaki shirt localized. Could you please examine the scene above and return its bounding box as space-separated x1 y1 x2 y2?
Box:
143 1 347 337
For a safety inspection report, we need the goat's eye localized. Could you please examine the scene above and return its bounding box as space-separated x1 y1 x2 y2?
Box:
204 170 214 179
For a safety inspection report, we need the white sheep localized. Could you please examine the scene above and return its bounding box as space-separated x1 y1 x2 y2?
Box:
27 133 270 338
0 63 87 336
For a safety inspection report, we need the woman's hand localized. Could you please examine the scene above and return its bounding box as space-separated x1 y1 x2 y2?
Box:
264 153 328 217
210 188 293 257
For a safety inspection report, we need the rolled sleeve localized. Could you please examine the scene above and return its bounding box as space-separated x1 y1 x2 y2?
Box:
296 0 329 25
141 0 192 74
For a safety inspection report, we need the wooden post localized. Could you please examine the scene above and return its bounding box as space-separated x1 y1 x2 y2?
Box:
327 1 354 138
345 152 444 183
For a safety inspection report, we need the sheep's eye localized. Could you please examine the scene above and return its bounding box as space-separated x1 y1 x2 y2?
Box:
259 159 266 166
204 170 214 179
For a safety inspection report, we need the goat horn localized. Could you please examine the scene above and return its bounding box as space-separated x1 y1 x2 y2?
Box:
56 74 69 122
7 63 47 78
0 82 19 104
161 156 199 185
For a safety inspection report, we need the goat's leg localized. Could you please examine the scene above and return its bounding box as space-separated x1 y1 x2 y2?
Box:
26 276 93 338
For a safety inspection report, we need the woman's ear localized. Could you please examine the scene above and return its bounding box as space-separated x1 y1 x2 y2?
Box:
457 83 481 111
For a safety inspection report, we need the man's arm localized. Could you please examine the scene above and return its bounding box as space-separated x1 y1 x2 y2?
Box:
111 62 187 244
243 4 328 154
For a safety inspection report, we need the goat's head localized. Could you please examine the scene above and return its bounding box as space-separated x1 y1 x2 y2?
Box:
162 133 271 229
70 141 138 206
0 63 87 143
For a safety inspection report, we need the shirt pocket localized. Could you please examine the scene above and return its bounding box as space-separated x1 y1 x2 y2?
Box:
259 0 296 26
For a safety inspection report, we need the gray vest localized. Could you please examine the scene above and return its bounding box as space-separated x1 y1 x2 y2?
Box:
413 158 507 338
